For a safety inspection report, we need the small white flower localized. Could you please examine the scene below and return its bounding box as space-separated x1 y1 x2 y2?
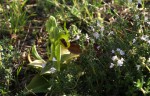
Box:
141 35 149 41
117 59 124 66
132 38 136 44
119 50 125 56
110 63 114 68
112 55 118 61
120 58 125 62
116 48 125 55
136 65 141 70
49 67 56 73
74 35 80 40
52 57 57 61
111 50 115 53
108 31 114 36
85 34 90 40
93 32 100 39
116 48 121 52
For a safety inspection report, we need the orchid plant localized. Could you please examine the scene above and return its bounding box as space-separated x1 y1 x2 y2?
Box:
25 16 79 94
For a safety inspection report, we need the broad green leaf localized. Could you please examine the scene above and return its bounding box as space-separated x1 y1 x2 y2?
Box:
24 74 50 94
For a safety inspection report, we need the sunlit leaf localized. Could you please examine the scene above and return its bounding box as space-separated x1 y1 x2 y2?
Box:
28 60 46 68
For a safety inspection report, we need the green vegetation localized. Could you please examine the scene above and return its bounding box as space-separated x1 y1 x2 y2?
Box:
0 0 150 96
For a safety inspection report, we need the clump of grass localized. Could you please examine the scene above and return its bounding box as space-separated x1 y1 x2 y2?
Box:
0 0 27 35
